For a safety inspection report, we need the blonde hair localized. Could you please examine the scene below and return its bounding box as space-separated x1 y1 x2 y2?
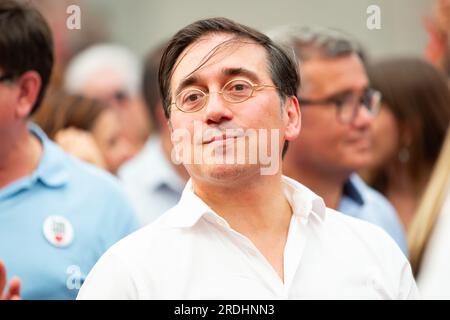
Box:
408 126 450 275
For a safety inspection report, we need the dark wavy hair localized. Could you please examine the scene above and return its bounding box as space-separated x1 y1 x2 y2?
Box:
158 17 299 157
0 0 54 115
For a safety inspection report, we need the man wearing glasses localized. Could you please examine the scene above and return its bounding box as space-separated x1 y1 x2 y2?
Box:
0 0 139 299
78 17 417 299
269 26 408 256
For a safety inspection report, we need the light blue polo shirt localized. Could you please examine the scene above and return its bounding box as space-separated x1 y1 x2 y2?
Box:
339 174 408 257
0 124 140 299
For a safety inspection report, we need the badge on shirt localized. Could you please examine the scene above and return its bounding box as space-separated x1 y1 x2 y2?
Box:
43 215 74 248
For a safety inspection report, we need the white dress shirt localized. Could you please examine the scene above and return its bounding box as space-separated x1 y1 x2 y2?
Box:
78 176 419 300
119 136 185 225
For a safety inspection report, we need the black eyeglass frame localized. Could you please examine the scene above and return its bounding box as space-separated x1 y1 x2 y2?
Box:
171 78 279 113
298 88 381 124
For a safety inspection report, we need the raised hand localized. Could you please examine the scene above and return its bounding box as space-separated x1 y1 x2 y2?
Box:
0 260 21 300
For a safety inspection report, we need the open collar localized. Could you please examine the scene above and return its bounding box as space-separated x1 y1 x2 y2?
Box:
163 175 326 228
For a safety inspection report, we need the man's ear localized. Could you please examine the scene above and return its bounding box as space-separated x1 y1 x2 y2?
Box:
15 71 41 119
283 96 301 142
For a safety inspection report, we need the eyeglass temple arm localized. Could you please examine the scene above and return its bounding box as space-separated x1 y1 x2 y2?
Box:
298 97 332 105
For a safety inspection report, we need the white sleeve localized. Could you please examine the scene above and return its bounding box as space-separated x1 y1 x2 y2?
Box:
77 250 137 300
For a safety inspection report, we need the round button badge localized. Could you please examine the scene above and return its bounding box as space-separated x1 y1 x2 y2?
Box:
42 215 74 248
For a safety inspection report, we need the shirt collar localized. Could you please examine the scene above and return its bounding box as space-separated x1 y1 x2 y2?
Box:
0 123 69 199
282 175 326 222
28 122 69 188
164 175 326 228
163 179 219 228
342 174 366 206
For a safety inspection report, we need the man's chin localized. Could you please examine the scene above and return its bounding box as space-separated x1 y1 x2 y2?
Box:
348 156 372 172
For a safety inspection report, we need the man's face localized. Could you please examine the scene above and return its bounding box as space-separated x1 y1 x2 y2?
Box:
287 54 372 177
169 33 299 185
91 108 134 174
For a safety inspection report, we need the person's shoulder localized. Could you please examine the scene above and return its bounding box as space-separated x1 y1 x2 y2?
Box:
325 207 390 238
77 215 174 299
59 150 139 228
118 137 157 181
118 152 145 181
324 207 404 258
350 174 396 212
325 208 418 299
49 141 125 194
105 205 190 252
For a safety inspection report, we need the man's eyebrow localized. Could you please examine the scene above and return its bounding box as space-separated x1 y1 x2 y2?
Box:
322 86 369 100
223 68 260 83
174 76 199 96
174 68 261 96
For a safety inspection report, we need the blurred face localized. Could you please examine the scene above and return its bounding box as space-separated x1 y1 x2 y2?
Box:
91 108 134 174
287 54 372 177
168 33 300 185
369 103 400 168
80 68 150 153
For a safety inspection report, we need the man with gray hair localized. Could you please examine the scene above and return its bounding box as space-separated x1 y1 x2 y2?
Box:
269 26 408 256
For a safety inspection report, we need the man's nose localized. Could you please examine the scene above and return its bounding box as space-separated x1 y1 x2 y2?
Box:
202 92 233 124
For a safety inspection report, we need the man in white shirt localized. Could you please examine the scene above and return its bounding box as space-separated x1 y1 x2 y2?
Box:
78 17 419 299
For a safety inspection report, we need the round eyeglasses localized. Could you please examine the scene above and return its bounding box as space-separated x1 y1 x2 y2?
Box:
298 88 382 124
171 79 278 113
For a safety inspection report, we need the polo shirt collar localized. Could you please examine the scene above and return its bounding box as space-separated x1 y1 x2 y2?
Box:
342 174 366 206
165 175 326 228
28 123 69 188
0 124 68 200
